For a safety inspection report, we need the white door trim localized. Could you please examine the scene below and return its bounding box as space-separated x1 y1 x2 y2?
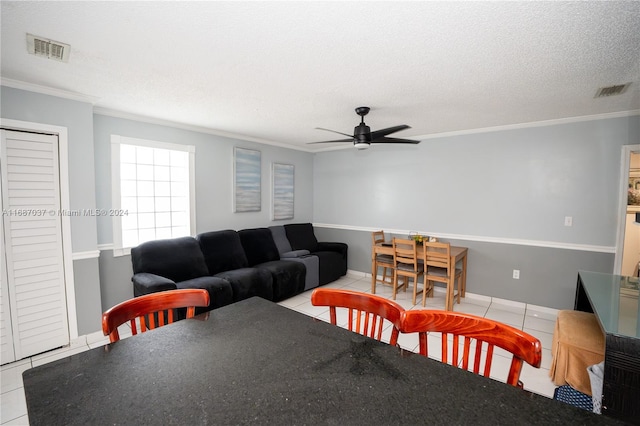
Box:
614 144 640 274
0 118 78 339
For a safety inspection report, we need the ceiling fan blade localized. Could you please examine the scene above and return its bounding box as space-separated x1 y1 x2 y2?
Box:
370 136 421 144
370 124 411 139
315 127 355 138
307 138 354 144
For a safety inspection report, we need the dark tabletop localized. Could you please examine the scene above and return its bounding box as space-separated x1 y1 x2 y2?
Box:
23 297 623 425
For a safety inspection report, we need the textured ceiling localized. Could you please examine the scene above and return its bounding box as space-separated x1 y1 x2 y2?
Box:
1 1 639 151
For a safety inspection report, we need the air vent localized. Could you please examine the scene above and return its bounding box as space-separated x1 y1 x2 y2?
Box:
26 33 70 62
594 83 631 98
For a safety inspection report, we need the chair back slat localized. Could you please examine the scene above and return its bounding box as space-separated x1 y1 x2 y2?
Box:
102 289 210 343
461 338 470 370
484 344 494 377
451 335 459 366
372 230 386 246
423 240 452 276
393 238 419 267
401 309 542 388
311 288 405 346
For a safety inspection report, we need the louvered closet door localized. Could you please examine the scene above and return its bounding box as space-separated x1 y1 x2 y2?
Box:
0 169 16 364
0 130 69 362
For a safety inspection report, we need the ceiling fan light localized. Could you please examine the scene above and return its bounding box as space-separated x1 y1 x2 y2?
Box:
354 142 370 150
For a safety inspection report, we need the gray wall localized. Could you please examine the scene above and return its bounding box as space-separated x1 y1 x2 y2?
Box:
1 86 99 251
313 115 640 309
72 258 102 334
93 113 315 310
1 86 102 335
2 82 638 327
315 226 614 309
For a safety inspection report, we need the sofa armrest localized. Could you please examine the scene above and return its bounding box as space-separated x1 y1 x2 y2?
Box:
317 242 348 257
281 249 311 258
132 273 177 296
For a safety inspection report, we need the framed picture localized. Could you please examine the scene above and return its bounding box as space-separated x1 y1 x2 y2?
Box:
233 147 261 212
272 163 294 220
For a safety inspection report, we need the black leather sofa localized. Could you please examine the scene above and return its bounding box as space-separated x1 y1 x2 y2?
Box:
130 224 348 311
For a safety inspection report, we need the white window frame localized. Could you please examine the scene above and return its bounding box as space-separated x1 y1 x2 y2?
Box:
111 135 196 257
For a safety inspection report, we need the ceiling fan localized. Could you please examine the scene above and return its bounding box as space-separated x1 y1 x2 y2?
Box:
309 107 420 150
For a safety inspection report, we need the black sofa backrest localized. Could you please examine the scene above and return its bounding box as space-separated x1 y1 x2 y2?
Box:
197 230 250 274
131 236 210 282
268 225 292 255
238 228 281 266
284 223 319 252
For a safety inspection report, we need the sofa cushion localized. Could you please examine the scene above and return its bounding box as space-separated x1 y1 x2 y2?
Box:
284 223 319 253
314 251 348 286
281 250 311 258
175 276 234 312
282 255 319 291
197 230 250 275
131 237 209 282
132 273 177 297
238 228 281 266
213 268 274 302
253 260 306 302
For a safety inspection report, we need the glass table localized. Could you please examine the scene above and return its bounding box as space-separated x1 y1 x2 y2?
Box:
575 270 640 422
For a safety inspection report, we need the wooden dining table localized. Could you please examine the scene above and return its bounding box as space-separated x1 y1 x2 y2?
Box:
372 241 468 310
22 297 617 425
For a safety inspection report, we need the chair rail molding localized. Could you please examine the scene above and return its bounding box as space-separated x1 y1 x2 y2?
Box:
312 223 615 254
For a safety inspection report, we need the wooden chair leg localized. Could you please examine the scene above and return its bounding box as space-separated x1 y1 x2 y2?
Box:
392 271 399 300
383 267 391 284
412 277 418 305
412 275 425 305
446 276 455 311
371 259 377 294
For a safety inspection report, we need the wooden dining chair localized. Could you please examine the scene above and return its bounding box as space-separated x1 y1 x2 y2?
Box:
422 240 462 310
371 230 394 293
393 237 425 304
102 289 210 343
311 288 405 346
401 309 542 388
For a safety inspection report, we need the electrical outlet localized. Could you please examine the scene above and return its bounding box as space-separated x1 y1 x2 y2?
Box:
564 216 573 227
513 269 520 279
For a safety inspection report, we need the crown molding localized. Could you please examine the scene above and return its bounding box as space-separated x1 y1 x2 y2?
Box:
414 110 640 141
4 77 637 151
93 107 314 153
1 77 100 104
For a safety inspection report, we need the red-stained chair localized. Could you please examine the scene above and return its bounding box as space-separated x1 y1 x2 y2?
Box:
401 309 542 388
311 288 405 346
102 289 210 343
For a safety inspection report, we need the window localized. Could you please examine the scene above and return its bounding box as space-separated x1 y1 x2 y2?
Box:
111 135 195 256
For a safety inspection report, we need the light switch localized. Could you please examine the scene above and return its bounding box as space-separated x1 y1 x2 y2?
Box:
564 216 573 227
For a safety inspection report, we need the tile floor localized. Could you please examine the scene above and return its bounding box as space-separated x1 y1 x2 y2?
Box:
0 273 559 425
